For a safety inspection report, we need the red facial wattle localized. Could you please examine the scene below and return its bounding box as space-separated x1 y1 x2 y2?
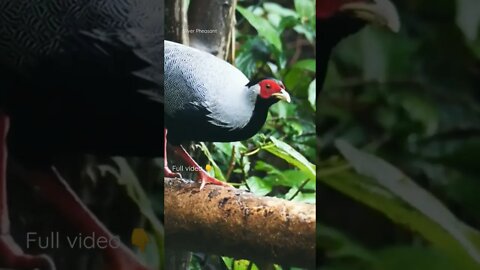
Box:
258 79 283 99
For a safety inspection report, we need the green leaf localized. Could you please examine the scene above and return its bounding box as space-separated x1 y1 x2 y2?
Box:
283 169 312 188
263 2 298 18
294 0 315 20
293 24 316 43
255 161 310 188
266 12 282 28
237 6 282 51
271 101 289 119
235 50 257 78
264 2 299 31
292 59 316 72
277 15 301 32
235 39 259 78
198 142 226 181
284 68 308 93
265 137 315 182
234 260 259 270
222 257 233 270
285 187 315 203
335 140 480 268
246 176 272 196
320 169 480 270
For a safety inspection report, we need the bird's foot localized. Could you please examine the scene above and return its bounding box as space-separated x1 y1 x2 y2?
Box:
197 171 232 190
164 166 182 178
0 234 55 270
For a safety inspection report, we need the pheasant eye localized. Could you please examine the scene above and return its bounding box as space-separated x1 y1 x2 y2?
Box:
266 84 271 89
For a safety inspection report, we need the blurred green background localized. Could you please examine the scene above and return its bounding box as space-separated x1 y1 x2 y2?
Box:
318 0 480 269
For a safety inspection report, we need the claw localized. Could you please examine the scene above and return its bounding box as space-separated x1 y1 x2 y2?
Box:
171 145 232 189
164 129 233 189
198 171 232 190
164 166 182 178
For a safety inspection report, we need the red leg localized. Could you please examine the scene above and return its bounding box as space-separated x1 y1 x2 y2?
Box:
0 113 55 270
164 129 181 178
172 145 231 189
11 166 151 270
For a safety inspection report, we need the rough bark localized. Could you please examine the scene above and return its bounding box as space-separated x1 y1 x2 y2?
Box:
187 0 237 59
164 178 316 268
165 0 189 43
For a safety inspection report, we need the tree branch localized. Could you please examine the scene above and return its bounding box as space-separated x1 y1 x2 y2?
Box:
164 178 316 268
165 0 189 43
187 0 237 59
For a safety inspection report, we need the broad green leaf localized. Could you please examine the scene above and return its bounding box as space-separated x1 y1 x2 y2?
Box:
285 187 315 203
320 170 480 270
222 257 233 270
222 258 259 270
285 67 310 93
294 0 315 20
237 6 282 51
277 15 301 32
263 2 298 18
265 136 315 182
284 68 302 91
235 50 257 78
292 59 316 72
255 161 310 188
335 140 480 267
234 260 259 270
246 176 272 196
254 161 283 176
235 38 269 78
283 170 312 188
293 24 316 43
266 13 282 28
213 141 247 162
271 101 289 119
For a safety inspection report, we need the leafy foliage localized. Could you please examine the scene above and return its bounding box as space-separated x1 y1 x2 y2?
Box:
319 0 480 269
96 158 164 268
